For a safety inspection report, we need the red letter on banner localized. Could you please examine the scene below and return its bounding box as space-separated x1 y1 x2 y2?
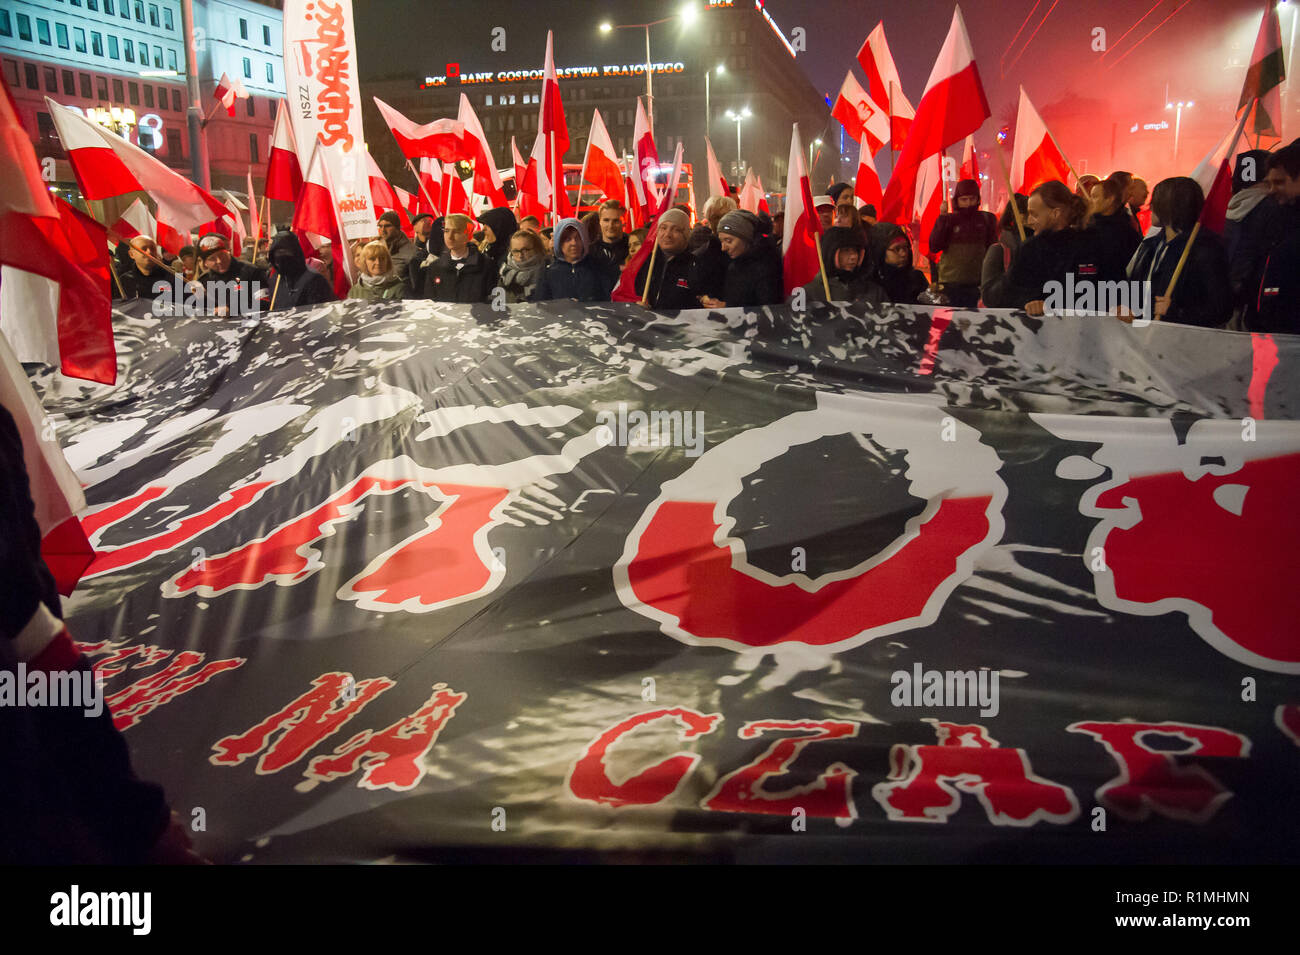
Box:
568 708 723 807
104 650 245 730
703 720 859 822
210 672 395 773
873 721 1079 825
304 685 467 791
1068 721 1250 822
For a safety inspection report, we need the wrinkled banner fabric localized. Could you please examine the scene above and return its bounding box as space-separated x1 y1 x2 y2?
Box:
27 299 1300 863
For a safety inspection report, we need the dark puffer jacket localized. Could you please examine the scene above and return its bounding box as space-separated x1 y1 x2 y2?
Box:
531 218 614 302
868 223 929 304
267 232 335 311
1127 228 1232 328
799 226 884 305
418 243 496 303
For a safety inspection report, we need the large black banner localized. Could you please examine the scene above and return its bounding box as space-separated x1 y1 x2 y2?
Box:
28 298 1300 863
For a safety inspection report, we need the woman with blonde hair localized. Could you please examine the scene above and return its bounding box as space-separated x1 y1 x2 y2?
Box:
347 240 407 301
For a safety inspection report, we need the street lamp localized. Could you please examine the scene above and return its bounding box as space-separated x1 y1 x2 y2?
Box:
725 107 751 178
1166 99 1193 165
599 3 697 132
705 64 725 141
810 137 822 173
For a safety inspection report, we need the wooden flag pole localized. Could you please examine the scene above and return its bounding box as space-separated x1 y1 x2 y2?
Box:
814 227 832 302
992 140 1026 241
1158 222 1201 320
269 272 282 311
640 236 659 306
110 262 127 299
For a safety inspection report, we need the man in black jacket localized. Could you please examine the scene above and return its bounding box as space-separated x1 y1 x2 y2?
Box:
267 231 336 311
634 209 722 308
589 200 630 276
114 236 173 300
531 218 614 301
416 213 495 303
194 233 269 316
1252 144 1300 333
378 212 418 291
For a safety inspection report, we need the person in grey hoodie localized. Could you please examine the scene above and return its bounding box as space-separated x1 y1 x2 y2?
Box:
530 218 614 302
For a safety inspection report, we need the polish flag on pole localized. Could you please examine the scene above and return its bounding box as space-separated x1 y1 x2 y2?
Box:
705 136 728 201
610 143 685 303
1009 87 1071 194
394 185 418 223
854 133 884 210
519 131 549 215
959 134 979 182
292 141 353 299
914 152 944 260
1237 3 1286 149
46 96 229 237
374 96 467 163
579 109 625 206
106 196 157 242
214 72 249 117
781 123 823 296
738 167 767 214
832 71 890 154
538 31 572 221
414 156 442 217
443 162 475 226
221 192 248 252
366 151 412 232
246 168 261 242
512 136 543 220
1192 106 1252 234
264 99 304 203
458 93 508 208
857 22 915 144
630 97 660 223
879 7 990 225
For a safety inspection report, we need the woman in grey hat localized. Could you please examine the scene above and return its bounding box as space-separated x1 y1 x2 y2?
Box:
700 210 783 308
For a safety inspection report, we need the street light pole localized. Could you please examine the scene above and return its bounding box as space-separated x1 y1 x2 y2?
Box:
1167 99 1192 166
643 24 654 132
180 0 209 189
601 6 698 134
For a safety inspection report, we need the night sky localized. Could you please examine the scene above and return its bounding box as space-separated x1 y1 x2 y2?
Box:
356 0 1292 182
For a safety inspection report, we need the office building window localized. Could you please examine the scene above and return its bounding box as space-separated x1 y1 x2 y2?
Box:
157 85 167 108
138 122 155 152
149 5 159 27
106 0 116 14
56 23 69 48
242 57 251 79
239 19 248 40
124 38 133 62
17 14 32 42
96 75 108 99
44 67 58 93
265 62 273 83
108 36 119 59
167 49 176 71
164 9 173 31
153 47 161 68
484 95 492 106
80 73 92 98
88 0 99 10
138 41 148 63
37 19 51 45
143 85 153 107
3 60 18 89
22 63 35 88
112 78 124 101
0 12 10 38
121 1 130 19
62 69 75 96
263 24 270 46
38 112 56 143
249 134 259 163
92 32 103 57
134 2 144 23
167 128 181 158
127 81 138 105
246 97 255 118
171 89 181 111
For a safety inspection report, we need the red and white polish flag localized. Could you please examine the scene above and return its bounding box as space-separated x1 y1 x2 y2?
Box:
374 96 467 163
292 140 354 299
442 162 475 226
264 98 304 204
458 93 508 208
366 150 412 232
832 71 890 155
879 7 990 225
857 22 915 144
214 72 249 117
705 136 728 201
959 134 979 183
1009 87 1071 194
630 97 660 223
738 167 767 214
511 136 544 221
781 123 823 297
579 108 625 207
854 133 884 211
538 31 573 221
914 151 944 260
1193 106 1252 234
106 196 157 243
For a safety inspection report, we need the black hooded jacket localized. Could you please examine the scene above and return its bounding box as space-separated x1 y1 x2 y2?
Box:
800 227 883 304
1085 209 1141 283
477 207 518 270
267 232 335 311
868 223 929 304
115 260 173 300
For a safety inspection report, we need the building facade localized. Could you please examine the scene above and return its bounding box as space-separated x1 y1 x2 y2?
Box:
362 0 830 212
0 0 284 199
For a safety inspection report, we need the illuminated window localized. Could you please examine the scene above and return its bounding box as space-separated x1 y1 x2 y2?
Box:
485 94 493 106
265 61 273 83
168 49 176 71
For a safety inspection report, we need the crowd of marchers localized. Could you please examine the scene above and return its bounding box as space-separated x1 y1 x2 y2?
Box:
110 140 1300 333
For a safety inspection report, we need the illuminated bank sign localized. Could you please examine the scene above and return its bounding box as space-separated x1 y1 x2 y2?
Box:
422 62 687 88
